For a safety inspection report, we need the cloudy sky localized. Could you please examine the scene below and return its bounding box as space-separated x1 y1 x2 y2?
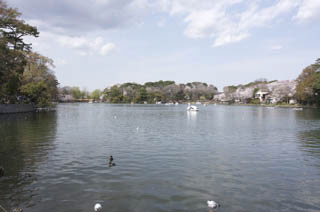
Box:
9 0 320 91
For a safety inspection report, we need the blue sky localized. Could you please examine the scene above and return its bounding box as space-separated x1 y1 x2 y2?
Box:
9 0 320 91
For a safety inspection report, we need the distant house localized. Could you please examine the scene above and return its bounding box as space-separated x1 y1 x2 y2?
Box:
289 99 297 104
255 91 269 102
267 97 279 104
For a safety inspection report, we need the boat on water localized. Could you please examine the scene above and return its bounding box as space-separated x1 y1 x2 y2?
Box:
187 104 199 111
293 107 303 111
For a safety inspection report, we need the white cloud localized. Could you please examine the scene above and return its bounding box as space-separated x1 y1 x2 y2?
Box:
10 0 150 34
157 0 300 47
294 0 320 22
58 36 89 49
100 43 116 55
57 36 115 56
10 0 320 50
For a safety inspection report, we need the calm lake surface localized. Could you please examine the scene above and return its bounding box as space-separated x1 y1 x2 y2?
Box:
1 104 320 212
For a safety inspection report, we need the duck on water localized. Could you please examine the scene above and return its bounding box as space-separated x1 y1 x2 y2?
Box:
207 200 220 212
109 155 116 167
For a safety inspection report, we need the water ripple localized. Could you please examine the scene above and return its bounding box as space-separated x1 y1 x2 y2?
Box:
1 105 320 212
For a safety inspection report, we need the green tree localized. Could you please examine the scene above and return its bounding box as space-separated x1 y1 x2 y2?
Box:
253 88 259 98
199 96 206 102
135 88 148 103
90 89 102 101
175 90 185 101
107 86 123 103
80 89 89 99
20 52 58 106
296 59 320 105
0 0 39 102
20 81 49 107
71 87 82 100
144 80 175 88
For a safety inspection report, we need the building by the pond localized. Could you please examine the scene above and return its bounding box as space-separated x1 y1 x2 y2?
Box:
214 80 297 104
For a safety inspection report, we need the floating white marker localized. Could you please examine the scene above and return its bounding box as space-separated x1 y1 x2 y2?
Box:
207 200 220 209
136 127 139 131
94 203 102 211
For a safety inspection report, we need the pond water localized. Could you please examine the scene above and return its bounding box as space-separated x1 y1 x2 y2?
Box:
1 104 320 212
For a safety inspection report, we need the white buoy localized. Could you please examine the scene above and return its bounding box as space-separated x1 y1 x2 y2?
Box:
207 200 220 209
94 203 102 211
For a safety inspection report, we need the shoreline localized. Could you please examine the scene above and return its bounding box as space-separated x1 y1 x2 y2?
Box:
59 101 316 109
1 102 316 115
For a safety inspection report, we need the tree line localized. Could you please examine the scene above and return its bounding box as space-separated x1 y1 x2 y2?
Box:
59 58 320 106
0 0 58 107
220 58 320 106
59 81 218 103
58 86 102 101
101 81 218 103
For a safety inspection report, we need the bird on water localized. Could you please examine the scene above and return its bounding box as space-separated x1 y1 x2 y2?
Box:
94 203 102 212
109 155 116 167
207 200 220 211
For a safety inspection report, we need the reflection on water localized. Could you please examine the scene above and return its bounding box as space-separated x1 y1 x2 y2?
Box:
0 112 57 210
0 104 320 212
298 129 320 162
187 110 198 121
295 109 320 162
295 108 320 120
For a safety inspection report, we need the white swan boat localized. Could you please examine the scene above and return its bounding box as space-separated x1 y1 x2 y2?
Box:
293 107 303 111
187 105 199 111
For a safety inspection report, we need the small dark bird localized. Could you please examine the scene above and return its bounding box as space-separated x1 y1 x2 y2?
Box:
0 167 4 178
109 155 116 166
109 156 116 166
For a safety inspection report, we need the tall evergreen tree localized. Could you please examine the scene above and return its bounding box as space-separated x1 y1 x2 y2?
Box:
0 0 39 103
